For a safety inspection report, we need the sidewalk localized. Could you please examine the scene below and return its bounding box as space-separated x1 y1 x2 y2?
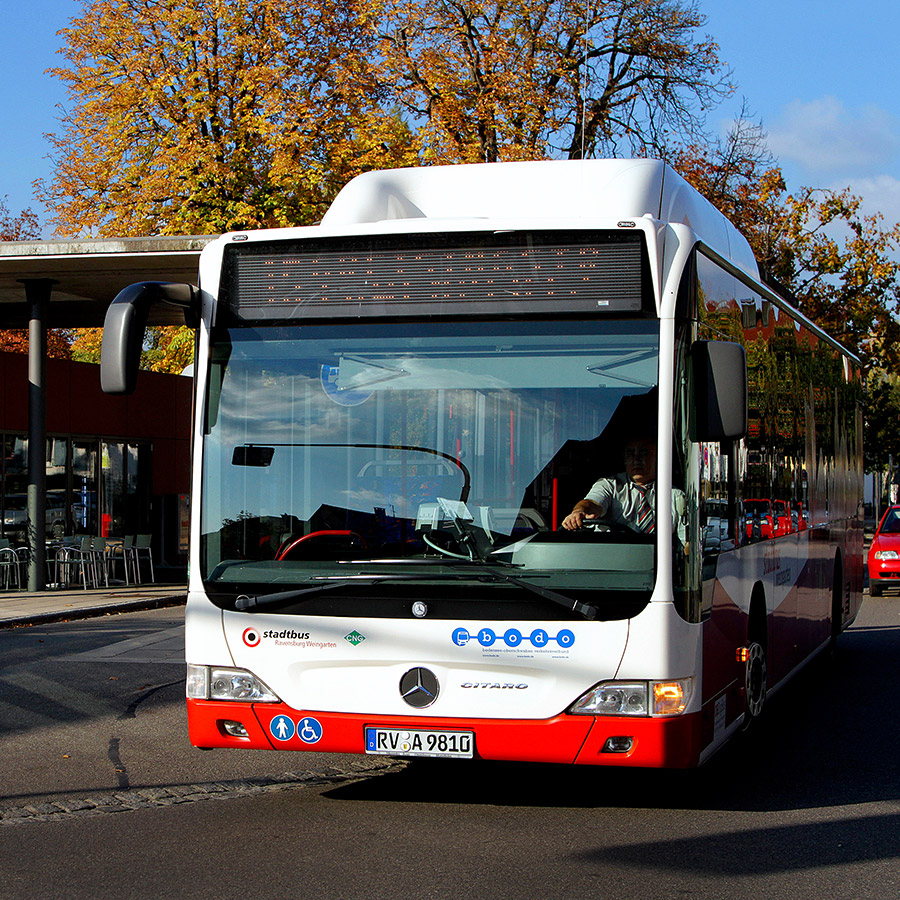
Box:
0 583 187 628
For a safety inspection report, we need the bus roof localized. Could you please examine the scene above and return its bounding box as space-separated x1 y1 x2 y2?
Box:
321 159 760 281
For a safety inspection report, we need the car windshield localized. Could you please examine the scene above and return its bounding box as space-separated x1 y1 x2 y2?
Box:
201 319 660 617
879 509 900 534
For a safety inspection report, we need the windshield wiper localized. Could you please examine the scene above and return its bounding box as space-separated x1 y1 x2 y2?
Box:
234 569 598 619
473 570 598 620
235 577 391 610
234 573 492 610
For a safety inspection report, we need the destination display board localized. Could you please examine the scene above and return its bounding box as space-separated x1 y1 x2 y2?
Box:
220 230 651 320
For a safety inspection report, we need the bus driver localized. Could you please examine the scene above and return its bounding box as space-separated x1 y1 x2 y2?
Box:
562 435 661 533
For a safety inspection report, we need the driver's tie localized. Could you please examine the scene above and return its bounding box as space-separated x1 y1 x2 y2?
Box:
636 487 655 533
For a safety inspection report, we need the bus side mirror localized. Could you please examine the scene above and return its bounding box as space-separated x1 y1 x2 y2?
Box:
100 282 198 394
690 340 747 441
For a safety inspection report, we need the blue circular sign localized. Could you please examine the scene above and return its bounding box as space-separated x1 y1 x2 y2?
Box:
269 715 295 742
478 628 497 647
298 717 324 744
529 628 549 647
503 628 523 647
320 365 373 407
452 627 471 647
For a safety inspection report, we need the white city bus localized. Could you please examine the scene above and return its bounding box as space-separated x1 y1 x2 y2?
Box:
103 159 864 767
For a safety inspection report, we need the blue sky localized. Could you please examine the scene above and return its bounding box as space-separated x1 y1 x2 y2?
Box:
704 0 900 225
2 0 899 234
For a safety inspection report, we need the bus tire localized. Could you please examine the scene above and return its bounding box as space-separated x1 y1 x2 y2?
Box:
742 590 768 728
743 641 767 722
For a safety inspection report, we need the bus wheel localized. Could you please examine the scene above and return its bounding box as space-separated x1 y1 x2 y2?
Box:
744 641 767 722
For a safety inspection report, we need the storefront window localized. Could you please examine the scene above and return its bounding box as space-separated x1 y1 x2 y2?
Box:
2 436 28 542
0 436 152 543
101 441 126 537
46 438 68 539
72 441 99 536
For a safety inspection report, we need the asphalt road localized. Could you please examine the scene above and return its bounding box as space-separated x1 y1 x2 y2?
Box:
0 600 898 900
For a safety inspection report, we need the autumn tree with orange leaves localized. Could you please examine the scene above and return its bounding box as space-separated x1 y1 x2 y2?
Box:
42 0 729 234
41 0 900 396
376 0 732 164
0 197 40 243
673 119 900 376
0 197 73 359
43 0 415 238
45 0 731 374
46 0 417 370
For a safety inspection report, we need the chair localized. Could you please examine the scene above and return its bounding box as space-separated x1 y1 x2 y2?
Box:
90 537 110 588
55 536 96 590
108 535 137 585
0 539 21 590
134 534 155 583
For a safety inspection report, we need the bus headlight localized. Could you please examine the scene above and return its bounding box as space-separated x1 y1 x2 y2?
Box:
186 664 280 702
569 678 693 717
569 682 648 716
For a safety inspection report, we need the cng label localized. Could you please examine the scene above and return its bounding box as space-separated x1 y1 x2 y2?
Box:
344 630 367 647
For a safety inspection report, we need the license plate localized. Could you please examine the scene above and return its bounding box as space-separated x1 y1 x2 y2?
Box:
365 727 474 759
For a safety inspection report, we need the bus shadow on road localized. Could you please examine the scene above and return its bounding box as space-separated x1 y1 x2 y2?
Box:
325 619 900 814
574 812 900 876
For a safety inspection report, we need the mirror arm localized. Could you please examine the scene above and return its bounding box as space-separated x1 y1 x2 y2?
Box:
100 282 199 394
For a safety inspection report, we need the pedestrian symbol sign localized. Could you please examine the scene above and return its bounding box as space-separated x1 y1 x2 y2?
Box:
270 715 295 741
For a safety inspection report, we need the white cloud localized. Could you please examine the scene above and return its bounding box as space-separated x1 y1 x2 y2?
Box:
767 96 900 175
839 175 900 228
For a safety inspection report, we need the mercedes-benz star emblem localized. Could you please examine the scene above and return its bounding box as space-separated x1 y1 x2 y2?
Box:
399 667 440 708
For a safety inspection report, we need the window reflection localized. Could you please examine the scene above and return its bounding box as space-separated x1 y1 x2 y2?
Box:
0 436 151 543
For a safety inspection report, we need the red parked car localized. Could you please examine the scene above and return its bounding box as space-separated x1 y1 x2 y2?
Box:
744 498 793 541
867 506 900 596
770 499 793 537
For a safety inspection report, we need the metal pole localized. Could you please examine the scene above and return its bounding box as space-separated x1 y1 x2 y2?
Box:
22 279 54 592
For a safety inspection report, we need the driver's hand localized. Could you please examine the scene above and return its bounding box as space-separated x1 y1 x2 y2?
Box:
562 510 595 531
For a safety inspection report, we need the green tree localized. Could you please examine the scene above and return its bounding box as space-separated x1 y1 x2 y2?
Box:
142 325 196 374
864 375 900 474
69 327 103 365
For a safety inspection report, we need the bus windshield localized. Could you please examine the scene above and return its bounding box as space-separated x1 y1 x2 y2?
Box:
201 318 660 618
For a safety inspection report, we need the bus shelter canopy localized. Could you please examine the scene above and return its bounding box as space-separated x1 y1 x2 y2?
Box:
0 234 213 591
0 235 212 328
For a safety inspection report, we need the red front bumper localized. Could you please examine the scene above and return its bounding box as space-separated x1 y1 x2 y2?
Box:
187 699 702 768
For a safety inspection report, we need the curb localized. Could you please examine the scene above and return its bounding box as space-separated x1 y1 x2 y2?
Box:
0 594 187 629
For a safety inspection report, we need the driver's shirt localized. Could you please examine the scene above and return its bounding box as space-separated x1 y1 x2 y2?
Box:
584 474 685 535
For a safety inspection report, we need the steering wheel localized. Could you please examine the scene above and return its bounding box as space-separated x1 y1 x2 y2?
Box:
580 520 635 535
555 520 642 540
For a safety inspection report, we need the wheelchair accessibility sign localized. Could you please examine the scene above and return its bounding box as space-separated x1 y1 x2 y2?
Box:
269 714 324 744
297 717 323 744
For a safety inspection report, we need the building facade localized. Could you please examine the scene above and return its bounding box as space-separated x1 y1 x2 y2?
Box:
0 351 191 578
